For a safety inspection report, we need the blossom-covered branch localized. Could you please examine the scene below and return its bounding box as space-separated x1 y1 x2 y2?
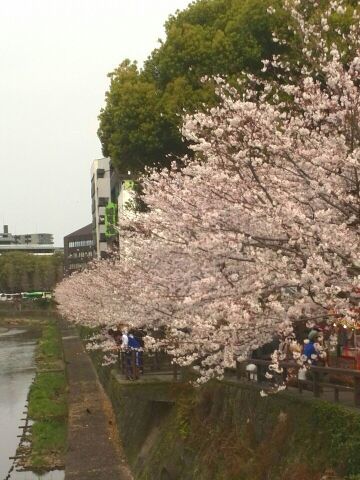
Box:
56 0 360 383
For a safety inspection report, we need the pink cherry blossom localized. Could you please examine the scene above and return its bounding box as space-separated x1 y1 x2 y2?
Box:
56 0 360 383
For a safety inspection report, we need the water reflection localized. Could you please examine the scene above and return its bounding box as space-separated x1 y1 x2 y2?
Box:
9 470 64 480
0 326 64 480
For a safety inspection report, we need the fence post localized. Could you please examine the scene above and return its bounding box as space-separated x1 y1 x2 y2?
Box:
354 376 360 407
173 363 178 381
236 360 241 380
154 351 159 371
120 351 125 375
118 350 122 373
131 350 137 380
313 370 321 398
298 380 303 394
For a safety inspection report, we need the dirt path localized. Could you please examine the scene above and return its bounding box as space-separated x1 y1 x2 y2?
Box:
60 321 133 480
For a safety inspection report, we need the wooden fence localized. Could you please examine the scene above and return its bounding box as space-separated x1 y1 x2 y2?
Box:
118 350 178 380
233 358 360 408
117 351 360 408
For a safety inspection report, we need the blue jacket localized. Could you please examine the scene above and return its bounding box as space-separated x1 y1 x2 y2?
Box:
304 342 317 363
128 335 140 349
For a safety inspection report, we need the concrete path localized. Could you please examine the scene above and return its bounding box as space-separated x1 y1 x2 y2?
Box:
60 322 133 480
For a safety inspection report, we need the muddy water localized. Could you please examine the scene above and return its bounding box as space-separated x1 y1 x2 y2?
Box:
0 326 64 480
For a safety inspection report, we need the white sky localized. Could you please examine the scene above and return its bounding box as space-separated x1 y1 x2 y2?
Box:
0 0 191 245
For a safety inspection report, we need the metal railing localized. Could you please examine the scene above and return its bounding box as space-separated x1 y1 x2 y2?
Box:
118 350 178 381
233 358 360 408
116 351 360 407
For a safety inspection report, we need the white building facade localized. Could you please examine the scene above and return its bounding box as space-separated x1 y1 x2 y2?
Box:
91 158 111 259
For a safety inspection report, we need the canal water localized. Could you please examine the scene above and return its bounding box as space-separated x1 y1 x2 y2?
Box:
0 326 64 480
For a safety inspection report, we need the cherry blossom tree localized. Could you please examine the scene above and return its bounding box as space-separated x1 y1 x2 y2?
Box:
56 0 360 383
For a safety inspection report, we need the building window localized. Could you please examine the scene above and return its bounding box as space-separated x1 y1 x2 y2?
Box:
98 197 109 207
68 239 93 248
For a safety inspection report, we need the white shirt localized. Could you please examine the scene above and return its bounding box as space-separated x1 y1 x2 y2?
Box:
121 333 128 348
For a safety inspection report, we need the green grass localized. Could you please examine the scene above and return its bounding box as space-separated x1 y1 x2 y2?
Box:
30 421 67 469
36 323 63 370
26 321 67 470
28 372 67 419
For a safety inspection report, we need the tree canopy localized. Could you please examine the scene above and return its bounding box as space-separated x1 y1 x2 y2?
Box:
98 0 358 176
98 0 291 175
0 252 63 293
59 0 360 382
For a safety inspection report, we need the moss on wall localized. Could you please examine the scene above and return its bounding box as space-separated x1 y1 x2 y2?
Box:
91 357 360 479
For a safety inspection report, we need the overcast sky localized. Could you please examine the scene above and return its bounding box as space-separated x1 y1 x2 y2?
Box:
0 0 190 245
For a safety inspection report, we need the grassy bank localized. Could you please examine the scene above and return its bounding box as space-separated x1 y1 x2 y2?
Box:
0 315 48 328
22 322 67 470
0 300 56 316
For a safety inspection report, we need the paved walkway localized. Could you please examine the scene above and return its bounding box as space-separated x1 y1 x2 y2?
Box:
60 321 133 480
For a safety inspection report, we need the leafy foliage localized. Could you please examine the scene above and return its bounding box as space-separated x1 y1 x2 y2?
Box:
0 252 63 293
58 0 360 383
98 0 357 176
98 0 290 174
98 60 186 174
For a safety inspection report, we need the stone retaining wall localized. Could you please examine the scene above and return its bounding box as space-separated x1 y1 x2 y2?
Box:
92 356 360 479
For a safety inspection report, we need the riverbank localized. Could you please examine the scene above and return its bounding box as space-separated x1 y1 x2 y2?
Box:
1 316 133 478
0 315 67 475
0 306 57 326
0 315 49 327
16 320 67 472
0 322 61 480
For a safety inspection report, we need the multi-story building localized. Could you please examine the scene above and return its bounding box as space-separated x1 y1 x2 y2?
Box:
63 224 94 274
0 225 13 245
90 158 134 258
91 158 111 259
14 233 53 245
0 225 56 254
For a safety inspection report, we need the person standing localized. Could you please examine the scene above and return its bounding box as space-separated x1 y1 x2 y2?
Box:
128 333 141 380
121 330 128 349
303 330 320 365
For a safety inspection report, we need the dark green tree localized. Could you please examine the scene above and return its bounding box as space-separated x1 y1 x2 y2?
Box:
0 252 64 293
98 0 358 176
98 0 290 175
98 60 186 174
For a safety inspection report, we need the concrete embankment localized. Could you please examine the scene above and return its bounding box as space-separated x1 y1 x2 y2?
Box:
91 363 360 480
60 322 133 480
